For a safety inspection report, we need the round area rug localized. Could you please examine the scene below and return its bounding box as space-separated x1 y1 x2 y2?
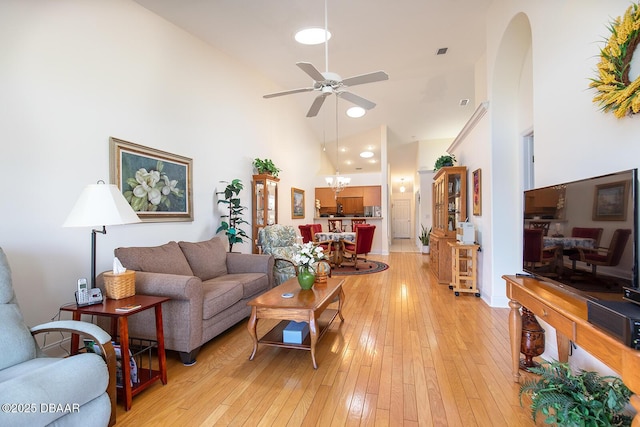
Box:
331 260 389 276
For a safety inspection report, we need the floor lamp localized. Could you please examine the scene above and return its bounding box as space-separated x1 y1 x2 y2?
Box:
63 181 141 288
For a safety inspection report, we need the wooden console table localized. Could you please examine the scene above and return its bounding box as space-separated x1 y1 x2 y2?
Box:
503 275 640 425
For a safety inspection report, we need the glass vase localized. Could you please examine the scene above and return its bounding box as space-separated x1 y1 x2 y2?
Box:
297 266 315 290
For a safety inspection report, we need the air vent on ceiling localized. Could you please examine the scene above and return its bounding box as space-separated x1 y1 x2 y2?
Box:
436 47 448 55
459 99 470 106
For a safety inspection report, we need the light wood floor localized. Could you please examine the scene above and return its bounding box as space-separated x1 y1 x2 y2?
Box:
114 252 535 426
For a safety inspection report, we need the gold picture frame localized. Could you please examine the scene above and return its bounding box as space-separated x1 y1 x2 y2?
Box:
472 168 482 216
109 137 193 222
592 180 629 221
291 187 305 219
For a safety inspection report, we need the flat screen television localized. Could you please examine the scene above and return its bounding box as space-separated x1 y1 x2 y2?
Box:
522 169 638 298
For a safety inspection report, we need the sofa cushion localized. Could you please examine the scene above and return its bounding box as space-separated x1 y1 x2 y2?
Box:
178 237 228 281
208 273 269 299
115 241 193 276
201 281 244 320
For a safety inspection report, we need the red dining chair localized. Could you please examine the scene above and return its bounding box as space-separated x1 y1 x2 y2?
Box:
523 228 560 272
570 227 603 247
298 224 314 243
342 224 376 270
569 229 631 277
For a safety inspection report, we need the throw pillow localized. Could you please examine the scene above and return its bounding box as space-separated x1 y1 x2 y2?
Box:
115 241 194 276
179 237 228 281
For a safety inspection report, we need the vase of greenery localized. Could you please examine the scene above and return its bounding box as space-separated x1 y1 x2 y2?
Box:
419 224 431 254
216 179 249 252
434 154 456 171
519 359 632 427
253 158 281 178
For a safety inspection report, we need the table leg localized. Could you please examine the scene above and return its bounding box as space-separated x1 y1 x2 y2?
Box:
309 313 318 369
154 304 167 385
508 299 522 383
119 317 132 411
247 307 258 360
338 286 345 322
557 332 570 363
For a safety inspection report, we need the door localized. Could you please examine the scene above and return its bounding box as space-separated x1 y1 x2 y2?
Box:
392 199 411 238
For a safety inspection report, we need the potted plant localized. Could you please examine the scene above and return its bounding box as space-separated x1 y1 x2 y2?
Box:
216 179 249 252
434 154 456 171
253 158 281 178
519 359 632 427
419 224 431 254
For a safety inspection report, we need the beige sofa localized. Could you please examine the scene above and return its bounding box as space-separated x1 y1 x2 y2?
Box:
97 236 274 365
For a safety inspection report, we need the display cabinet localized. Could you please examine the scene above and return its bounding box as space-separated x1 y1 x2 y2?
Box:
252 174 279 254
431 166 467 284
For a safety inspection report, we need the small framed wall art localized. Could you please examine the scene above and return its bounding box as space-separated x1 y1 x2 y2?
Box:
110 137 193 222
472 168 482 216
592 180 629 221
291 187 305 219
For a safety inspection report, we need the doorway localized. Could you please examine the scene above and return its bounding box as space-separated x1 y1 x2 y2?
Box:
392 199 411 238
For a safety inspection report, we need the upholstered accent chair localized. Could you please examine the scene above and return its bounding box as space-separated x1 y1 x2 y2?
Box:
0 248 116 427
258 224 299 285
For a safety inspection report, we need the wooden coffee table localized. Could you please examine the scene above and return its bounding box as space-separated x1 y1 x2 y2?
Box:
247 277 345 369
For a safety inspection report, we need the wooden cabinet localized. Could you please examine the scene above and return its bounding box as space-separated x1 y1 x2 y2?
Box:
252 174 279 253
431 166 467 284
448 242 480 297
362 186 382 206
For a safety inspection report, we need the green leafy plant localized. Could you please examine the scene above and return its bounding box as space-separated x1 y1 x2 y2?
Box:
419 224 431 246
253 158 281 177
216 179 249 252
434 154 456 171
519 359 632 427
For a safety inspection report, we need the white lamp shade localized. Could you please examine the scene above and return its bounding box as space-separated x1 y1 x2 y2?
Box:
63 183 141 227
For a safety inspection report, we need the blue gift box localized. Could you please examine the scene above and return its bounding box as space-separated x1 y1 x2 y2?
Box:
282 321 309 344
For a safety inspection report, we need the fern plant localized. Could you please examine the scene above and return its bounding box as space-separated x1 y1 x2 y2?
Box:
519 359 632 427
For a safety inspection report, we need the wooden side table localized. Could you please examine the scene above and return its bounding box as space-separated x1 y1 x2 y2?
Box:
60 295 169 410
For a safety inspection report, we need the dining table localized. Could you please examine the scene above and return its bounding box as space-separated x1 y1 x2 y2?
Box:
315 232 356 267
542 236 595 249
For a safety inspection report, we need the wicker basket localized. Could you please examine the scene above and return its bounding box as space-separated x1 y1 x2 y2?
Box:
103 270 135 299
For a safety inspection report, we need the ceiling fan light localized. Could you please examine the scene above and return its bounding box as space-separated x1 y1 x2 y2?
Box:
360 151 374 158
295 28 331 45
346 106 366 118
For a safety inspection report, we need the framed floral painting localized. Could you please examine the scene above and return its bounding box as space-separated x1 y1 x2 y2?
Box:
109 137 193 222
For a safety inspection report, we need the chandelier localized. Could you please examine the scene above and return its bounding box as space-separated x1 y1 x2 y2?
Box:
325 96 350 197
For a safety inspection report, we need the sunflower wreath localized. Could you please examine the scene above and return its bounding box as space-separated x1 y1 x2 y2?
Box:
590 3 640 118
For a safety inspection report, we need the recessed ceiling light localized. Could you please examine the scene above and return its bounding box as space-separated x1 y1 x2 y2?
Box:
360 151 374 158
294 28 331 45
459 99 470 106
346 106 366 118
436 47 448 55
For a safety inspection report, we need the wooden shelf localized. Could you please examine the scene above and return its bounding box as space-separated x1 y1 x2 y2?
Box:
258 308 339 350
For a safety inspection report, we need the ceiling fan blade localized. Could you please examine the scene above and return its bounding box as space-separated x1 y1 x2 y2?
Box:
341 71 389 87
263 87 314 99
306 93 330 117
339 91 376 110
297 62 326 82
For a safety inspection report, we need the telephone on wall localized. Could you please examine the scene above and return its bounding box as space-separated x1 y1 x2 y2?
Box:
75 278 103 306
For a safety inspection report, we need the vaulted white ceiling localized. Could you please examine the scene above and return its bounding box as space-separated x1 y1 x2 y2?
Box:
134 0 491 191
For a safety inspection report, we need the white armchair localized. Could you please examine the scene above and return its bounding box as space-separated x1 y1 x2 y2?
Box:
0 248 116 427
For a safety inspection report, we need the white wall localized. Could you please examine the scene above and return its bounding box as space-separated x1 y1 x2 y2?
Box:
474 0 640 373
0 0 321 327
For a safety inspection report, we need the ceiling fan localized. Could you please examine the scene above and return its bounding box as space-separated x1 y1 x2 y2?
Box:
262 0 389 118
